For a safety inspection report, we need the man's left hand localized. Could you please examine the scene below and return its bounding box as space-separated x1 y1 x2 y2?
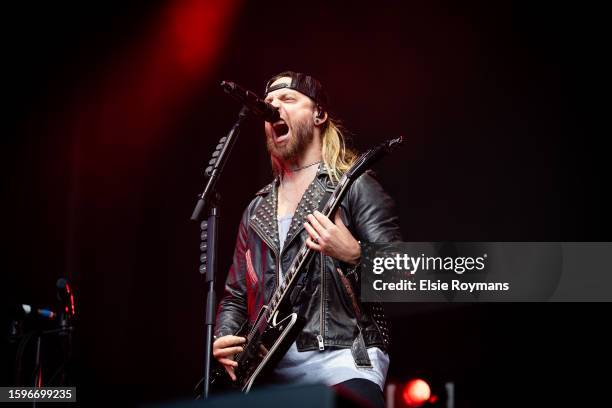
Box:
304 210 360 265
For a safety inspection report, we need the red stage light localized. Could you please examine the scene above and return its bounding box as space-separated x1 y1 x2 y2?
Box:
402 378 431 407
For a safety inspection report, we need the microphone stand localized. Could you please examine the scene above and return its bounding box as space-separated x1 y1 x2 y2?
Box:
7 322 74 396
191 105 249 399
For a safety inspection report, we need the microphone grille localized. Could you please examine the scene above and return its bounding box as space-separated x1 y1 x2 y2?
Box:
56 278 68 290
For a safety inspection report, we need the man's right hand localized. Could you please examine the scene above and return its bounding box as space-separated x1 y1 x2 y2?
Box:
212 335 246 381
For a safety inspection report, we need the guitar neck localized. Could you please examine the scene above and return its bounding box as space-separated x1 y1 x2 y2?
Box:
265 178 351 319
264 136 405 320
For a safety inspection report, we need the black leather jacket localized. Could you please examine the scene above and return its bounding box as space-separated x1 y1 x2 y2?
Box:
214 165 402 366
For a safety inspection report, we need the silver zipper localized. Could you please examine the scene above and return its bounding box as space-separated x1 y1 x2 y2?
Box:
318 252 325 350
275 253 280 299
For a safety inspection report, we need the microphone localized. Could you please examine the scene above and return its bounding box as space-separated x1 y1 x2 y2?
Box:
56 278 76 317
220 81 280 123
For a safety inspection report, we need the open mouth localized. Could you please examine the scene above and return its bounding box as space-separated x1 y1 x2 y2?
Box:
272 121 289 139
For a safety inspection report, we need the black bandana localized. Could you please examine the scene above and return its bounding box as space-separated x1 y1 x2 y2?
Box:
264 71 329 111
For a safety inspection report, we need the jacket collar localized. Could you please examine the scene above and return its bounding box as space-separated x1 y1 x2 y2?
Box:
254 163 334 196
250 164 335 255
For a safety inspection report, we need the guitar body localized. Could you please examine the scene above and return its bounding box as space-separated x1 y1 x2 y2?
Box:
210 304 304 393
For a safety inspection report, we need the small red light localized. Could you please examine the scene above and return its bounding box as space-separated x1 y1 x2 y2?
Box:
402 378 431 407
70 293 75 316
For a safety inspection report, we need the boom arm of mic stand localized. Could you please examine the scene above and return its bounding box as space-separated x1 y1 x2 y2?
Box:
191 105 249 221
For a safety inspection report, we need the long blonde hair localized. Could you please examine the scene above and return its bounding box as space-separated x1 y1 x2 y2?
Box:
320 118 358 183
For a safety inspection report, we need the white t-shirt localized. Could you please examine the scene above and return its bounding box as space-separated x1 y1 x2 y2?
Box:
275 214 389 390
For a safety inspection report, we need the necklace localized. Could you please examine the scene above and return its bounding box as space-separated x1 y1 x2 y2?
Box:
290 160 321 172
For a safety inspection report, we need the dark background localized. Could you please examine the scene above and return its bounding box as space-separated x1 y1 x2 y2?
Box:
2 0 609 406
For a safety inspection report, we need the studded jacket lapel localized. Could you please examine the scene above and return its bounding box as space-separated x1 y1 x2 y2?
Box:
248 164 337 256
281 164 336 253
249 180 281 255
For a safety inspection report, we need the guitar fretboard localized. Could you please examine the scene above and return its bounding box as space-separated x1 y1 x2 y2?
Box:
265 176 350 320
261 136 402 321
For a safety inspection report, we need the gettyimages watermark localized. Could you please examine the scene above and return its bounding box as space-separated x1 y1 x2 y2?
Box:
360 242 612 302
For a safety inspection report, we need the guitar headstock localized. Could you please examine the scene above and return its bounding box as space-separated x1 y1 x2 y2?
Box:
386 136 405 152
345 136 405 179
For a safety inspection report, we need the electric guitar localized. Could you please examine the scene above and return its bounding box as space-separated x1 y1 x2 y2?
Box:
208 136 404 393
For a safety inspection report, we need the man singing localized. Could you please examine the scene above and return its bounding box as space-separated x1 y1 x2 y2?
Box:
213 71 401 407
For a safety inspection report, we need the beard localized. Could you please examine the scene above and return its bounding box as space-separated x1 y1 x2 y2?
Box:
266 115 314 162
